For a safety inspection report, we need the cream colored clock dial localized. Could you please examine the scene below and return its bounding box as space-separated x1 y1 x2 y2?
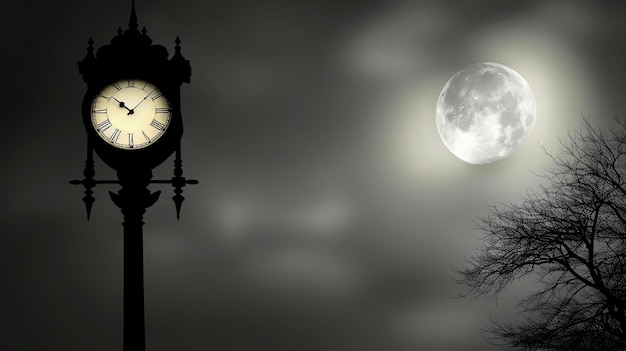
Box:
91 79 172 149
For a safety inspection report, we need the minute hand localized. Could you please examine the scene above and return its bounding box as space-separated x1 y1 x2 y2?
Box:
131 87 159 111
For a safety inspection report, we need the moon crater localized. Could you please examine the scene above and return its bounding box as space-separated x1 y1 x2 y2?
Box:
436 62 536 164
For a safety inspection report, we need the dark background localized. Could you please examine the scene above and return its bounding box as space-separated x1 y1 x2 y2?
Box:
2 1 625 350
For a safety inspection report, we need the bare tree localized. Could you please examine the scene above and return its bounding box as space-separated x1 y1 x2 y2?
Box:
458 119 626 350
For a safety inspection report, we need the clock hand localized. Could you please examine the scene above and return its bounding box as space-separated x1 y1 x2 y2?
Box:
130 87 159 112
110 96 134 114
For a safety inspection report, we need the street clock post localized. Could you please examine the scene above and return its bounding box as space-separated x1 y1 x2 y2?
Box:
71 1 196 349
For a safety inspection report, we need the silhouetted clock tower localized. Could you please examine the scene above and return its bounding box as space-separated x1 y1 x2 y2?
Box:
71 1 196 350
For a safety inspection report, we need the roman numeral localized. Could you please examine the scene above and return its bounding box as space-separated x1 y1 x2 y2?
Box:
150 119 165 130
98 94 111 102
112 82 122 90
128 79 135 87
96 119 112 132
150 92 163 101
110 129 121 143
155 107 170 114
128 133 134 146
142 130 151 142
93 108 107 114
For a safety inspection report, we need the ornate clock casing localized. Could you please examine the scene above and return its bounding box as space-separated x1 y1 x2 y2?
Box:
78 10 190 171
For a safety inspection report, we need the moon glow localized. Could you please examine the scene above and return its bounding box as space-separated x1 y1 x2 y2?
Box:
436 62 536 164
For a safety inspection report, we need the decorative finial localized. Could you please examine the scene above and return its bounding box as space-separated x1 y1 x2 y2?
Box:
129 0 138 30
170 148 198 219
172 157 185 219
141 26 147 35
70 144 96 220
170 36 191 83
83 154 96 220
86 37 95 56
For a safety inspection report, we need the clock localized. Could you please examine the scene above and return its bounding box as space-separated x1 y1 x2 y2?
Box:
91 79 172 149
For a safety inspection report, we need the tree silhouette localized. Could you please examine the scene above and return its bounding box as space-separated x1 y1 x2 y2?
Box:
458 119 626 350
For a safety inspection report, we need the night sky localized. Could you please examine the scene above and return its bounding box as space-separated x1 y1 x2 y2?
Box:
2 1 626 350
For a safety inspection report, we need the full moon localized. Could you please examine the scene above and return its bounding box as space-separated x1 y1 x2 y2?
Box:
436 62 536 164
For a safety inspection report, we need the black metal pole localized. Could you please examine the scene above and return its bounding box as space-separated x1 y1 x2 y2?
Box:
123 208 145 350
110 169 161 351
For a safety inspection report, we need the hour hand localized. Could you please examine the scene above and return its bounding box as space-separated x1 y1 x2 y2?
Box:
111 96 134 114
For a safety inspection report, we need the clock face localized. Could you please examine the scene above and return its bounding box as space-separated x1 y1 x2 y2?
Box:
91 79 172 149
